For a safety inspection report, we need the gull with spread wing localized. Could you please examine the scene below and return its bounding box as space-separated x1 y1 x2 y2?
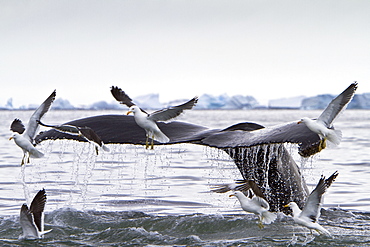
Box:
19 189 52 239
111 86 198 149
225 180 277 228
37 120 110 155
9 90 56 165
298 82 358 148
284 171 338 236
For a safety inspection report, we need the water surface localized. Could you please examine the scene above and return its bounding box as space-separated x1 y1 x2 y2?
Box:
0 109 369 246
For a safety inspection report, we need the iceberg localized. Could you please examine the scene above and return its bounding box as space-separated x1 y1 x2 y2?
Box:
133 94 164 110
268 96 305 109
196 94 259 110
52 98 75 110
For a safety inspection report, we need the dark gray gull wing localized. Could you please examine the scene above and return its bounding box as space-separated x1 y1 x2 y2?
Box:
148 96 198 122
37 120 80 135
211 180 251 193
77 126 104 147
248 180 266 200
10 119 26 134
317 82 358 127
24 90 56 142
20 204 39 238
29 189 47 232
301 171 338 222
110 86 148 114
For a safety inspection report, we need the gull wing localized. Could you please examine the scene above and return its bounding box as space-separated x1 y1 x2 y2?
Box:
148 97 198 122
317 82 358 127
252 195 270 210
248 180 266 200
110 86 149 113
25 90 56 142
78 126 104 146
38 120 80 135
301 171 338 222
29 189 47 232
211 180 251 193
20 204 38 237
10 119 26 134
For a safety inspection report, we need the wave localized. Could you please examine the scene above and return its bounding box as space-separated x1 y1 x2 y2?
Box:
1 208 370 246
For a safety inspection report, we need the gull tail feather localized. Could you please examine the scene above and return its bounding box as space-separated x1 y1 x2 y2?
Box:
316 225 331 237
29 148 44 158
327 129 342 145
102 145 110 152
152 131 170 143
40 229 52 236
261 211 277 225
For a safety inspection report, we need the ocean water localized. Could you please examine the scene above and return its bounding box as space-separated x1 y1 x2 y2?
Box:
0 109 369 246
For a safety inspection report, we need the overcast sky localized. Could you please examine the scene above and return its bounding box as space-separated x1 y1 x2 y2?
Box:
1 0 369 107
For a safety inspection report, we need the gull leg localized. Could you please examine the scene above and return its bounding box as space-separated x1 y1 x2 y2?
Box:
257 218 265 229
95 146 99 155
145 135 149 149
21 153 26 166
150 135 154 150
320 138 327 150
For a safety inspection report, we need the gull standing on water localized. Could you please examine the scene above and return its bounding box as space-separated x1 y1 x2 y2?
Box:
298 82 358 147
9 90 56 165
111 86 198 149
284 171 338 236
228 180 277 228
37 120 110 155
19 189 52 239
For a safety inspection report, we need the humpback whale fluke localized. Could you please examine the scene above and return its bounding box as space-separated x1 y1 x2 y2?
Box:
35 116 312 211
9 90 56 165
34 83 356 212
111 86 198 149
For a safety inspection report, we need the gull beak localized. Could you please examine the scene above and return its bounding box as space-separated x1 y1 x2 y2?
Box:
297 120 302 124
283 204 289 208
126 111 132 115
229 194 235 198
9 136 13 140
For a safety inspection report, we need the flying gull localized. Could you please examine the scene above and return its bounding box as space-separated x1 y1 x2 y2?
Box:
111 86 198 149
284 171 338 236
218 180 277 228
203 82 358 156
9 90 56 165
19 189 52 239
298 82 358 147
37 120 110 155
